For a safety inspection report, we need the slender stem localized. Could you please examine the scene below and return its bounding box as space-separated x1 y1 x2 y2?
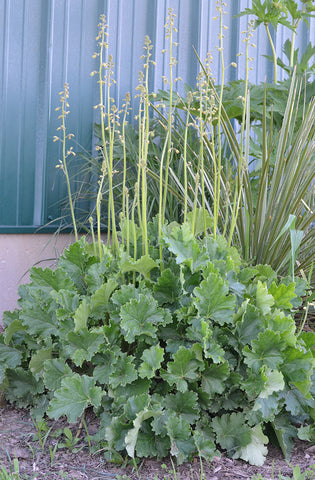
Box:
89 217 97 257
137 100 143 230
59 85 78 242
158 131 169 267
290 12 302 68
198 83 206 235
214 6 225 239
126 192 130 256
97 24 109 257
131 185 138 282
106 62 119 254
290 29 296 68
140 39 152 256
183 101 191 223
191 172 200 234
96 158 106 261
122 94 130 223
228 26 251 246
265 24 277 84
162 9 176 223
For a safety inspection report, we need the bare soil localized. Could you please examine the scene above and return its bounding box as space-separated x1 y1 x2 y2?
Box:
0 405 314 480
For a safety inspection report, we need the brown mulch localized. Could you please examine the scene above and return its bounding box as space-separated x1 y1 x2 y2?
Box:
0 405 314 480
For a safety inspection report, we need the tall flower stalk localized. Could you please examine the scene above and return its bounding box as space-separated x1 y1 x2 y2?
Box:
54 83 78 242
136 36 154 256
213 0 226 239
92 15 119 258
161 8 177 224
227 22 254 247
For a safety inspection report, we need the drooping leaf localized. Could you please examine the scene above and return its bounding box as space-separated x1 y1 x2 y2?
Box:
47 374 103 423
114 378 150 399
194 273 236 324
161 347 202 393
58 239 93 291
242 370 267 400
105 416 132 453
204 236 242 273
254 265 277 285
233 424 268 466
125 408 157 458
111 284 138 308
297 424 315 443
272 415 297 459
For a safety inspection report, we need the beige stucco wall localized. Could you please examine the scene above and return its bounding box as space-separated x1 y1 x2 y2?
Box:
0 234 77 324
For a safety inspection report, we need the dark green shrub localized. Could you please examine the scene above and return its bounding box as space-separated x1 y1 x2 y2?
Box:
0 222 314 466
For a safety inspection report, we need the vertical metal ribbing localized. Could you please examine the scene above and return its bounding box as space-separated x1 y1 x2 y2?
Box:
33 0 54 226
0 0 10 224
0 0 314 230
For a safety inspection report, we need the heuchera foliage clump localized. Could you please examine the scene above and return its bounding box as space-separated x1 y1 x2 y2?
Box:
0 221 314 466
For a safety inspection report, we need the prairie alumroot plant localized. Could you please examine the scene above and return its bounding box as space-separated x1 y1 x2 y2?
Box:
1 11 315 468
54 83 78 242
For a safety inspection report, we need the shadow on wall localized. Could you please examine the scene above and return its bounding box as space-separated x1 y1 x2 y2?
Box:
0 234 77 324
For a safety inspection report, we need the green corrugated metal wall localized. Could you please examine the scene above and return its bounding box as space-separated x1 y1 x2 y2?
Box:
0 0 314 232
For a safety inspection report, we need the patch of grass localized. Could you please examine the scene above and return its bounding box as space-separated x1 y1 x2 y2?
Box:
0 460 76 480
250 463 315 480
